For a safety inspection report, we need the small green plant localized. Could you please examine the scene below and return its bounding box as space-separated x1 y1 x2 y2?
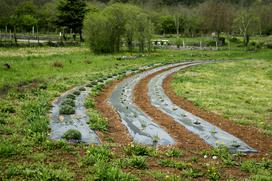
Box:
66 94 76 100
182 168 203 178
87 110 108 132
165 147 183 158
91 161 138 181
73 90 80 96
59 105 75 115
125 156 147 169
124 144 157 157
158 159 190 170
82 145 112 166
210 128 217 135
62 129 81 141
79 87 86 91
61 98 75 107
85 99 95 109
206 166 221 181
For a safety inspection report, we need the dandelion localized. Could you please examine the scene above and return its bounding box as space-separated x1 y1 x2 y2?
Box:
204 155 208 159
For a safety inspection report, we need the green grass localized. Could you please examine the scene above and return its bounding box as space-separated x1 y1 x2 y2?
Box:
0 45 272 180
171 59 272 134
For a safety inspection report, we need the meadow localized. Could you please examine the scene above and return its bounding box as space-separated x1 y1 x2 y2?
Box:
0 45 272 180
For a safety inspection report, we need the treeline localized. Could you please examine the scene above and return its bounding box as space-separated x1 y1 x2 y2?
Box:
1 0 272 51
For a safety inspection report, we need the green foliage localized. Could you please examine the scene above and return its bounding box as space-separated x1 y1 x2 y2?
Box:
87 110 108 132
206 166 221 181
61 98 75 107
182 168 203 178
84 3 153 53
56 0 88 40
124 144 157 157
165 147 183 158
124 156 147 169
158 159 190 170
0 140 17 158
73 90 80 96
62 129 82 141
59 104 75 115
4 163 74 180
90 161 138 181
82 145 112 166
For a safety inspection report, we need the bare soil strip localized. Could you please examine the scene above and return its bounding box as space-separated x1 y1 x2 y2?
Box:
163 75 272 156
94 79 132 145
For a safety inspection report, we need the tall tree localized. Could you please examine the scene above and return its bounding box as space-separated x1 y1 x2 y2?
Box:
56 0 88 41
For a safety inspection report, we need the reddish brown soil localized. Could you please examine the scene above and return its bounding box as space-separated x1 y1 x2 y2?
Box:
134 69 210 152
163 75 272 156
94 79 132 145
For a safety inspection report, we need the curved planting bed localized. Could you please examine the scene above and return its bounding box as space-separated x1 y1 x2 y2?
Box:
108 62 194 146
49 64 161 144
50 86 101 144
148 62 257 153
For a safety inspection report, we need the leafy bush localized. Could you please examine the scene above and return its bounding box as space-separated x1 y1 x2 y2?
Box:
59 105 75 115
79 87 86 91
66 94 76 100
73 90 80 96
61 98 75 107
62 129 82 141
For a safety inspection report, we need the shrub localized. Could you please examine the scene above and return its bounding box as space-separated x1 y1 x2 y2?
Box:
79 87 86 91
62 129 82 141
73 90 80 96
61 98 75 107
59 105 75 115
66 94 76 100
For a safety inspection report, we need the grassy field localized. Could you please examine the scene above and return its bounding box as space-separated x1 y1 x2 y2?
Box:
1 46 272 180
171 60 272 135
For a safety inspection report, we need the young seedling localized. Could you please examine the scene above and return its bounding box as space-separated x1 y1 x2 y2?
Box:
231 140 240 148
152 135 160 148
210 127 217 136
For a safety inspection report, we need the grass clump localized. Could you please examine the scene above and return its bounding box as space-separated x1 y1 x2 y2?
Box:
62 129 81 141
88 161 138 181
165 147 183 158
82 145 112 166
124 156 147 169
124 144 157 157
158 159 191 170
59 105 75 115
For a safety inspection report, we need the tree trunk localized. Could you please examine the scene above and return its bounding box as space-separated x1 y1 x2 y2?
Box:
13 26 17 46
244 34 249 47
